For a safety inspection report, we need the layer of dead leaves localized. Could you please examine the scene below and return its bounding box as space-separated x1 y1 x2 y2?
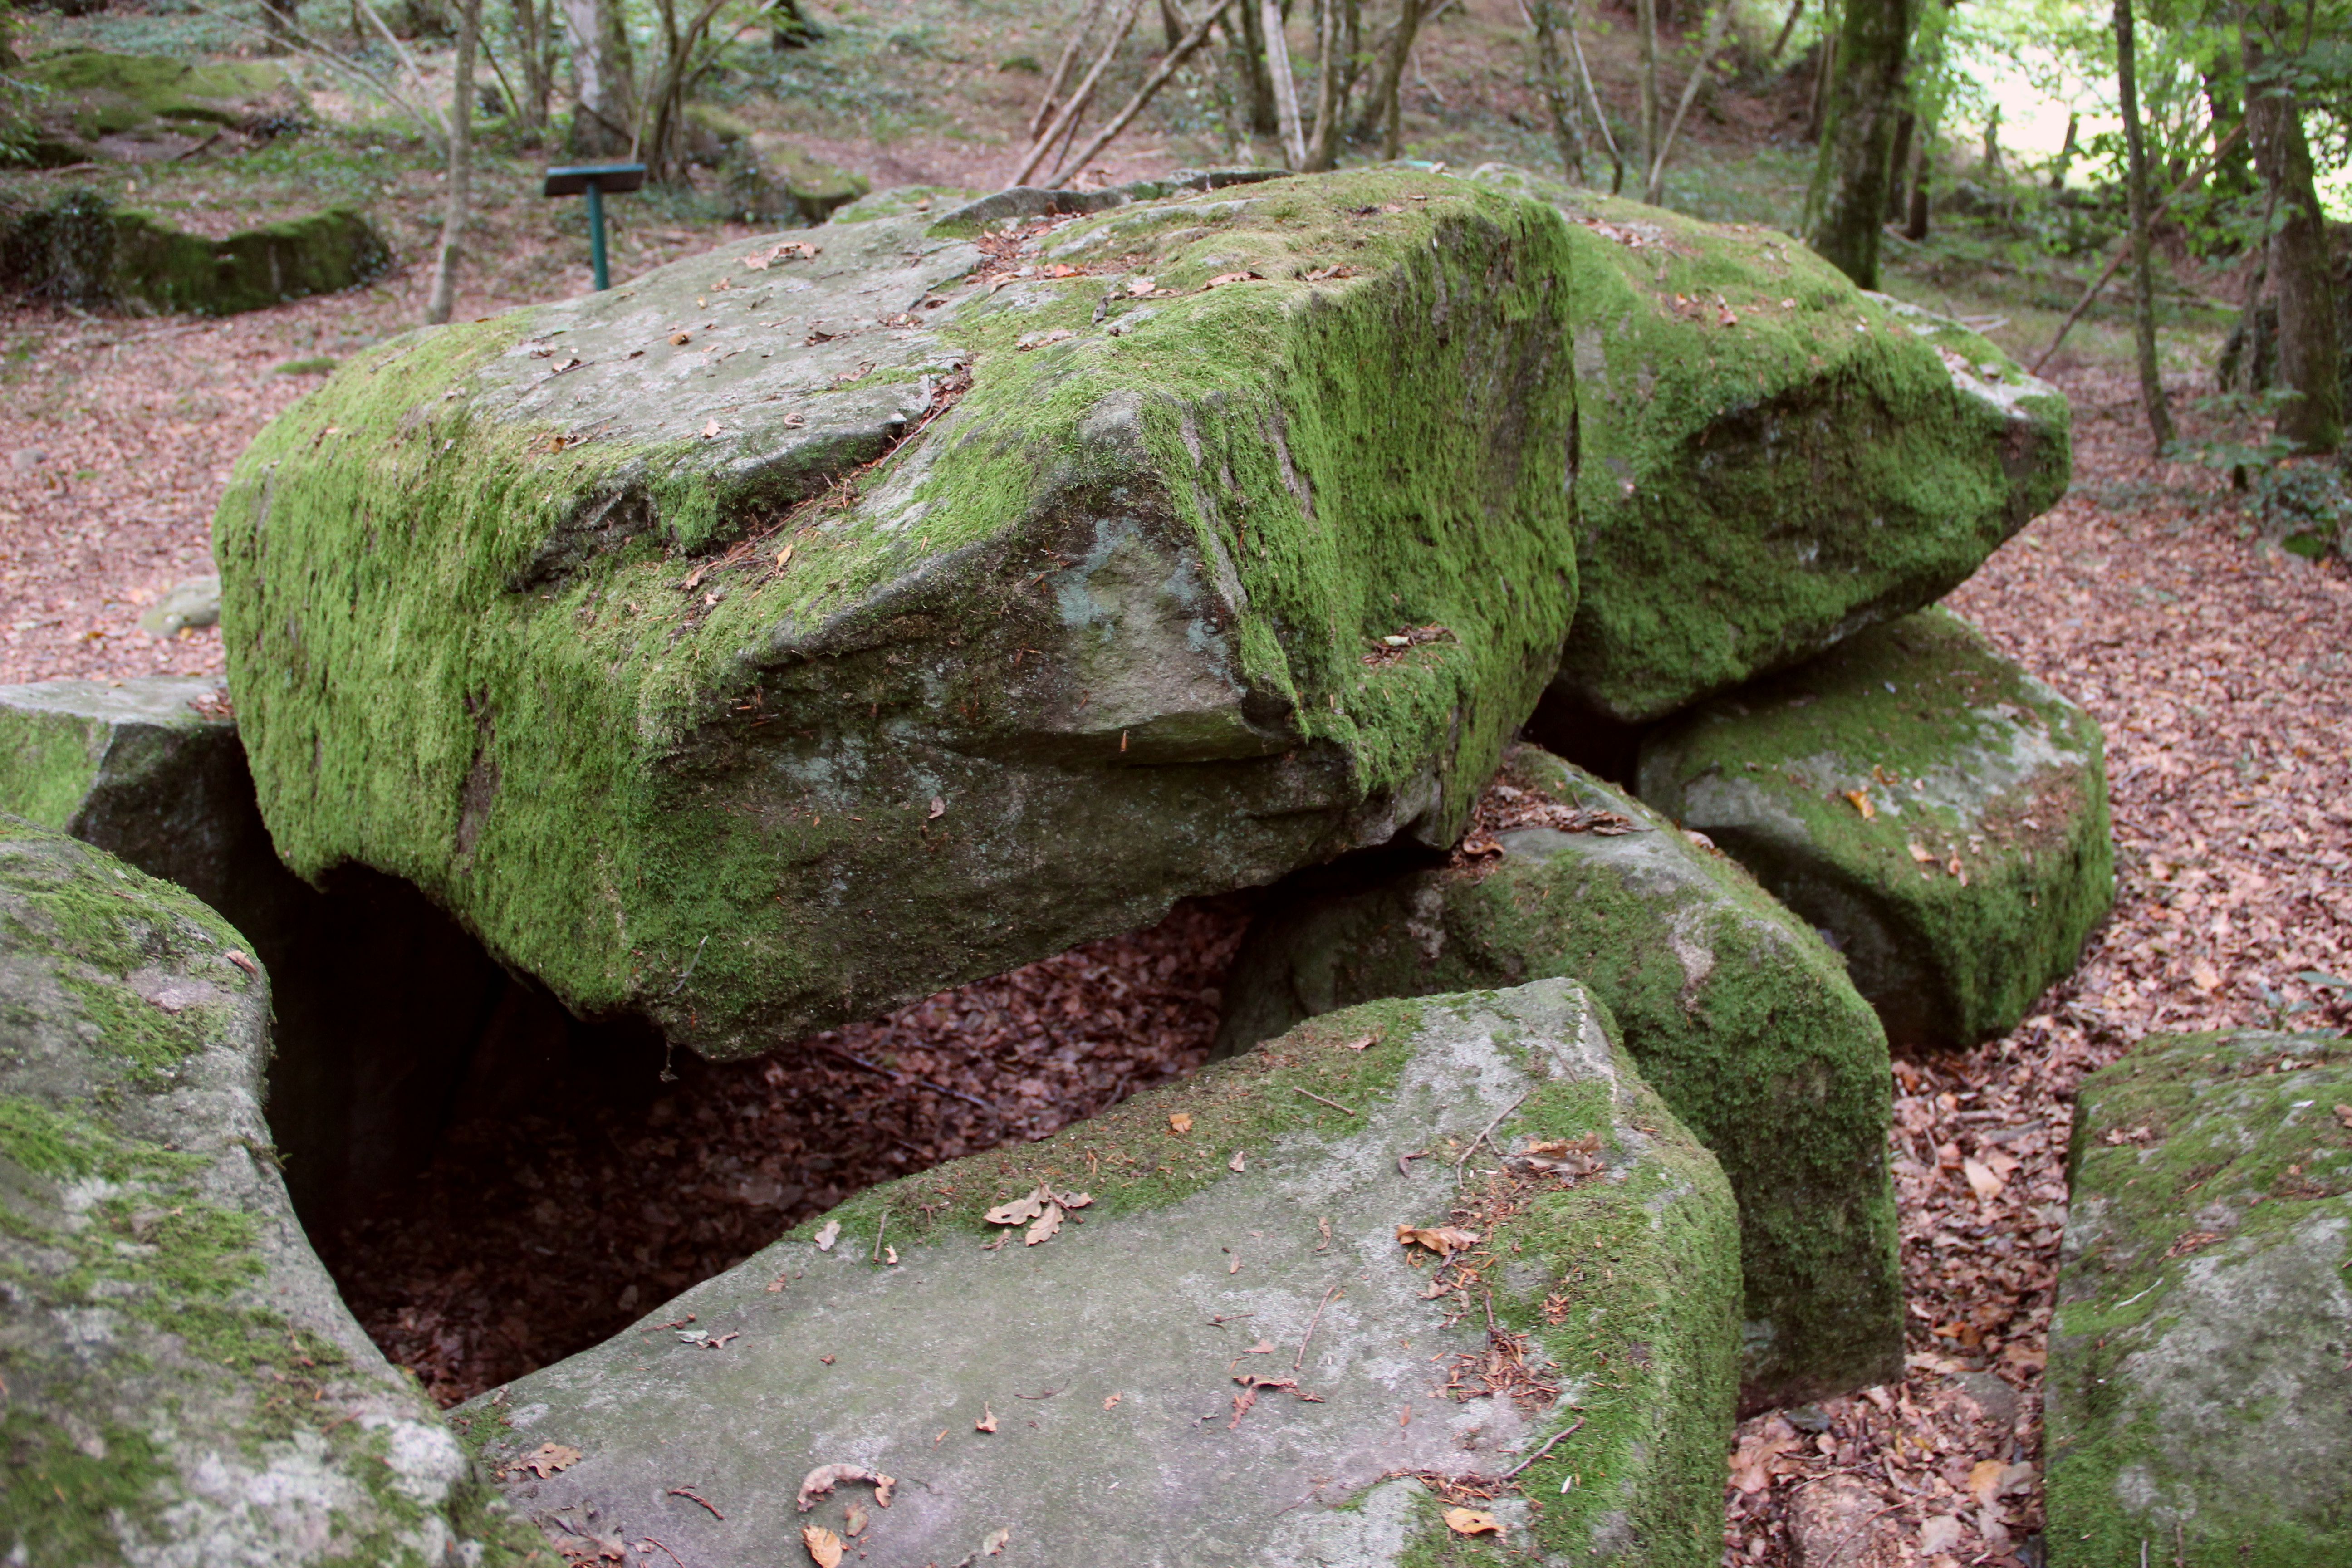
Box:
1719 365 2352 1567
316 902 1246 1404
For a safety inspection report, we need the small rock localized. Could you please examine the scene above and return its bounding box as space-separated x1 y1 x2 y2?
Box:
10 448 45 470
1948 1369 2019 1436
138 574 221 637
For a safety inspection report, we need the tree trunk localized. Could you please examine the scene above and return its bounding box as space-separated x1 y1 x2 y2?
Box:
1356 0 1426 156
1646 0 1735 201
1803 0 1910 288
1884 109 1912 217
1032 0 1107 142
1158 0 1186 47
1235 0 1278 135
2114 0 2174 449
2049 112 2078 190
1567 0 1624 192
2244 33 2342 452
2201 60 2253 202
1261 0 1308 166
426 0 478 325
1768 0 1803 61
1902 112 1931 238
561 0 635 156
1304 0 1343 167
1804 20 1835 142
1528 0 1586 181
1979 101 1999 173
1632 0 1661 182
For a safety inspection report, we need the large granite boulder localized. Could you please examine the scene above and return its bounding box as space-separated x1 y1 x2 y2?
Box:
2046 1028 2352 1566
1465 164 2070 726
461 978 1739 1565
1636 608 2112 1049
1212 745 1899 1409
11 48 305 164
0 818 520 1563
0 187 392 315
216 167 1583 1060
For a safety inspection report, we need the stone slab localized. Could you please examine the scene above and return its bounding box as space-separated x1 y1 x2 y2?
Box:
2045 1028 2352 1567
461 979 1740 1566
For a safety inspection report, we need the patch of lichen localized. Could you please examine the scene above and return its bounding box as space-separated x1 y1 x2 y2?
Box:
1638 607 2113 1047
1466 166 2069 723
2043 1029 2352 1568
788 996 1430 1250
220 169 1579 1052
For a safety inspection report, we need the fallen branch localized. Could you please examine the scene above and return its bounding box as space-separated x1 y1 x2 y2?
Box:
1454 1091 1530 1186
1501 1415 1587 1480
1294 1279 1342 1371
1011 0 1143 186
1049 0 1231 187
1646 0 1735 201
1030 0 1110 142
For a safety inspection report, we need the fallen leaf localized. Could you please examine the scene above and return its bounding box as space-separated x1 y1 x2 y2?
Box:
514 1441 581 1479
670 332 691 346
774 240 820 261
702 419 721 440
2166 1229 2224 1257
983 1527 1010 1556
1910 841 1937 863
795 1464 896 1512
1205 270 1265 288
1443 1508 1500 1536
1168 1112 1193 1134
1245 1340 1277 1354
1228 1149 1246 1172
225 950 258 975
742 253 770 270
1918 1514 1962 1554
975 1404 997 1433
2191 958 2222 992
1127 275 1157 296
985 1186 1049 1227
1103 1392 1122 1409
1340 1032 1376 1050
1043 263 1081 278
1718 304 1739 326
1025 1202 1064 1245
844 1502 868 1538
1845 789 1876 819
1396 1223 1481 1259
1962 1158 2005 1202
802 1524 844 1568
813 1219 841 1251
2336 1104 2352 1129
884 1245 899 1265
928 796 946 819
1967 1457 2006 1507
774 544 795 568
1228 1386 1256 1427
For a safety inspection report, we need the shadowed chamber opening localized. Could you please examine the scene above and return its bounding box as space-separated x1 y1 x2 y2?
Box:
271 890 1251 1406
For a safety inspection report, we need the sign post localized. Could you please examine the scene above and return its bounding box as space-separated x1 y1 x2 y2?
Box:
542 162 647 292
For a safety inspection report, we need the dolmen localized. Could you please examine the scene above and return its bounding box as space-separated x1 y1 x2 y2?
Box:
0 164 2109 1564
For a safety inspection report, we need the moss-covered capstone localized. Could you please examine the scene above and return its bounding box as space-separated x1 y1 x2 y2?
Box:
217 167 1582 1060
2045 1029 2352 1567
0 187 390 314
0 818 525 1565
461 978 1739 1566
1211 745 1899 1410
1464 164 2070 725
1636 607 2112 1049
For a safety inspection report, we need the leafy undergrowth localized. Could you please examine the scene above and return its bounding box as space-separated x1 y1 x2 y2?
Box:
1720 365 2352 1568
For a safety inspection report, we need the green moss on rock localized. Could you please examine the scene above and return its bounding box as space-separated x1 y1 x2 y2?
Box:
0 818 511 1566
0 187 390 314
18 49 303 143
1212 744 1900 1409
1465 164 2070 724
217 167 1582 1060
1636 606 2113 1049
2045 1029 2352 1567
460 978 1738 1566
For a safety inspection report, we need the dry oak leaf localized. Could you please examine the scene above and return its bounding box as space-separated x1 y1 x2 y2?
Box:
802 1524 844 1568
1168 1112 1193 1134
795 1464 896 1512
1103 1392 1122 1409
844 1502 868 1538
1228 1150 1247 1172
1026 1203 1063 1246
983 1526 1012 1556
1205 270 1265 288
1845 789 1876 819
813 1219 841 1252
976 1403 999 1433
1962 1158 2006 1203
513 1441 581 1479
1443 1508 1501 1536
985 1187 1050 1227
1396 1223 1481 1259
2335 1104 2352 1129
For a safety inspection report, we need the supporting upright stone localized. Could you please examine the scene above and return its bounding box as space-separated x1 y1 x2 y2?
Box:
216 168 1583 1063
0 818 516 1565
2046 1029 2352 1566
463 980 1740 1566
1214 745 1900 1408
1466 164 2071 725
1637 608 2113 1049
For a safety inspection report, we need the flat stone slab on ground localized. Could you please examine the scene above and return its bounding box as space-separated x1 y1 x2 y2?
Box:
463 979 1740 1566
1465 166 2070 726
1636 607 2112 1049
2045 1028 2352 1567
0 818 519 1564
1213 745 1899 1409
217 167 1583 1061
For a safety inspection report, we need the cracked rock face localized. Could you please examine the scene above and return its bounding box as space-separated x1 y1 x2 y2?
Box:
216 167 1583 1059
0 818 512 1566
1635 607 2113 1050
461 978 1739 1567
2046 1029 2352 1567
1211 746 1901 1411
